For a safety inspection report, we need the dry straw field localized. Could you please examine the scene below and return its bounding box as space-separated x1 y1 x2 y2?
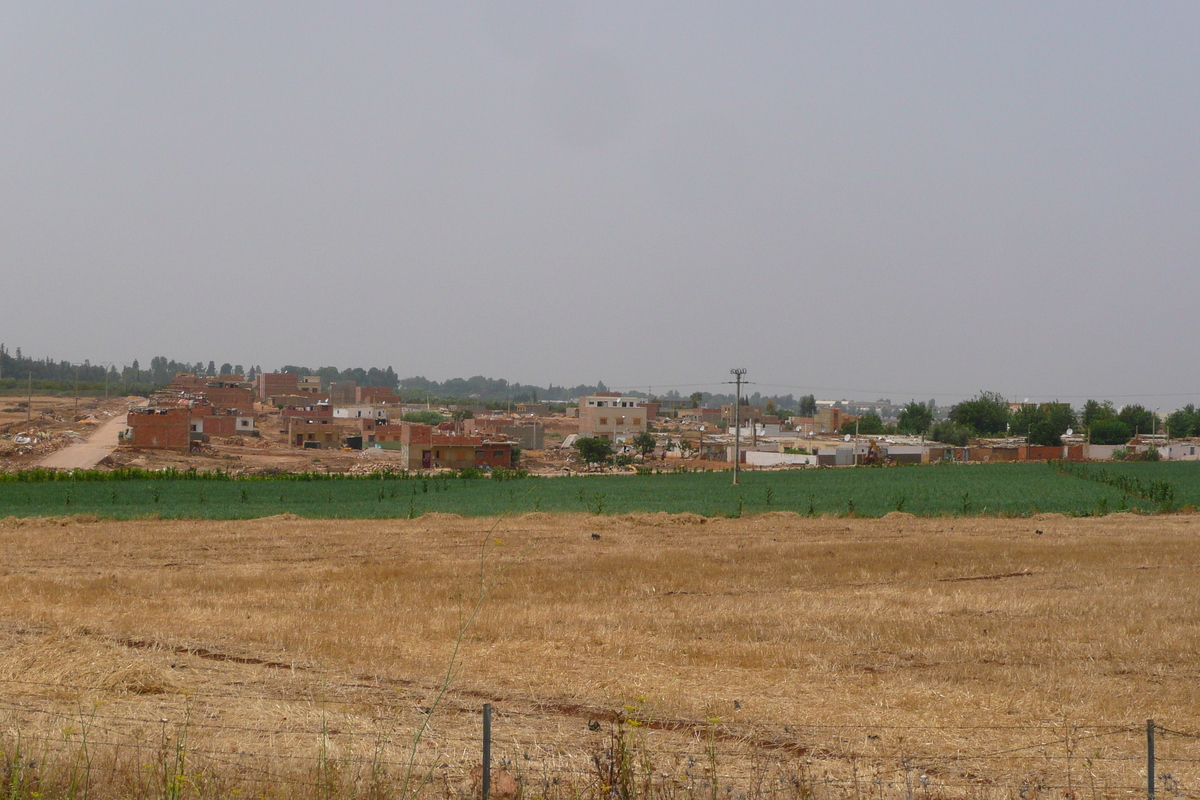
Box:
2 511 1199 799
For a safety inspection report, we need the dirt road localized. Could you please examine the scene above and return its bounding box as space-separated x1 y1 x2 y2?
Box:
37 407 132 469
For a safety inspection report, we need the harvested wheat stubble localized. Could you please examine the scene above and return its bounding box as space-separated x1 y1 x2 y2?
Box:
1 512 1199 799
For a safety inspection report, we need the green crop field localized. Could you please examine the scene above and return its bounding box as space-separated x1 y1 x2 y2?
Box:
3 461 1200 519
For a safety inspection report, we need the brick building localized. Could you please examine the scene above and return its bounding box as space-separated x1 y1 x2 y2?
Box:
578 393 649 441
188 403 255 436
257 372 299 403
288 419 346 449
357 386 401 405
464 417 544 449
281 404 334 423
126 403 254 450
721 405 763 426
298 376 323 395
126 407 193 451
678 408 724 425
193 381 254 412
393 423 516 470
814 407 848 434
329 381 357 405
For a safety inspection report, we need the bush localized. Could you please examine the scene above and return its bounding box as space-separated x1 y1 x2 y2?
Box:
575 437 614 465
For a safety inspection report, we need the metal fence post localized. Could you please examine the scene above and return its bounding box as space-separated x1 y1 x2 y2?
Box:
483 704 492 800
1147 719 1155 800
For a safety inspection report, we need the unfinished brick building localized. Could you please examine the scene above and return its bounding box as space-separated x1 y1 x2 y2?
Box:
257 372 299 403
126 407 192 451
394 423 515 470
288 419 346 449
357 386 401 405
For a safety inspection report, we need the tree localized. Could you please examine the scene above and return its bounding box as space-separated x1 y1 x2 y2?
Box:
927 420 971 447
1166 405 1198 438
1117 404 1156 436
575 437 614 465
949 391 1010 435
896 400 933 435
1010 402 1075 446
403 411 446 425
451 409 475 422
841 413 883 435
1009 405 1041 437
798 394 818 416
1028 420 1062 447
690 392 704 409
1090 419 1132 445
1081 400 1116 428
631 431 657 459
219 363 233 375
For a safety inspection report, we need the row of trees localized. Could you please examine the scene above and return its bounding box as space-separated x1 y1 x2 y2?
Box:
924 392 1167 447
834 401 934 438
837 393 1176 448
0 344 118 385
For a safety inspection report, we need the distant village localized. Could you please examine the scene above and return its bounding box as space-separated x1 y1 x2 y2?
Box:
120 371 1198 473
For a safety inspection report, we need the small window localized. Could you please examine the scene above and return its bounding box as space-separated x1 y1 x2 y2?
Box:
633 418 641 425
599 417 608 425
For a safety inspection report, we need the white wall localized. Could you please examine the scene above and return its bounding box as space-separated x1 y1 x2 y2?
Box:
746 451 818 467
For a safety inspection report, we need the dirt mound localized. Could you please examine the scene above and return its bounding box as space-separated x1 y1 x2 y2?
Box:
0 514 100 528
755 511 803 521
261 513 302 521
619 512 708 526
881 511 917 521
419 512 463 522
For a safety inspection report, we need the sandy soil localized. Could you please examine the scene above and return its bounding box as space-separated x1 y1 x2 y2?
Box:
0 395 134 469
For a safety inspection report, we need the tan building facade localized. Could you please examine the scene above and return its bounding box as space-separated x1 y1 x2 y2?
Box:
578 393 648 441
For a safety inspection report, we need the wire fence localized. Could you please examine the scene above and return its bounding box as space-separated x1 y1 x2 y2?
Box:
1 677 1199 800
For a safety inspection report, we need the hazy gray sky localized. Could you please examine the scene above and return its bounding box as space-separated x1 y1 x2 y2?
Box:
3 3 1197 405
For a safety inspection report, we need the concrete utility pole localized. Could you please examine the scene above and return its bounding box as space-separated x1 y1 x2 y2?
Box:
731 368 746 485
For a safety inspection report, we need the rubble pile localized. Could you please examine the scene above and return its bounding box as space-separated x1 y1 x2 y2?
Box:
346 462 404 476
0 429 70 458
